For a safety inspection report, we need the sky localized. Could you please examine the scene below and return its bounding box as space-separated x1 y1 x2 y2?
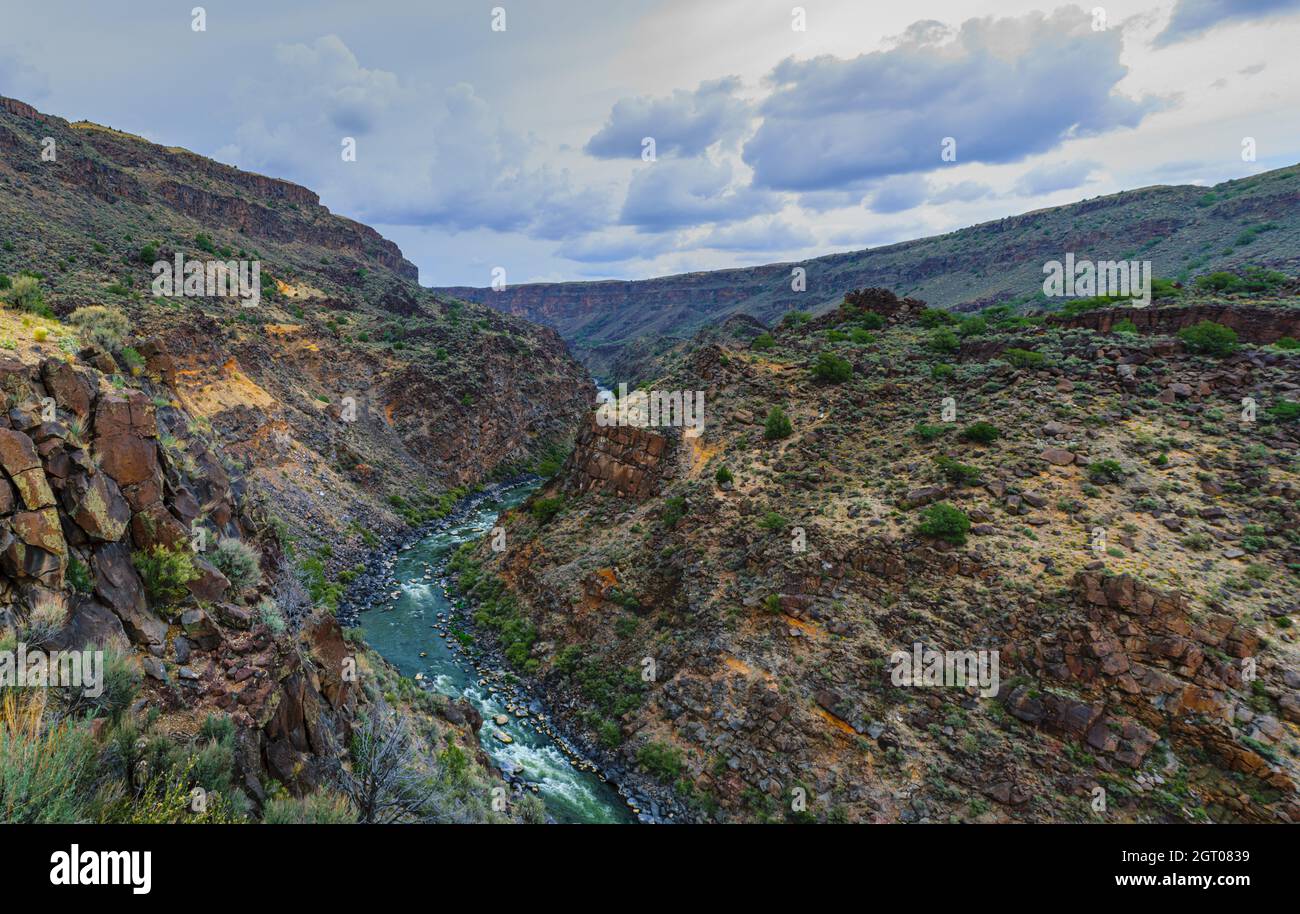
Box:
2 0 1298 287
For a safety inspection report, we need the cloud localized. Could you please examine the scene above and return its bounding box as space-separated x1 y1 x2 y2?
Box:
796 186 869 212
586 76 751 159
931 180 997 203
1154 0 1300 46
224 36 612 239
1013 160 1099 195
698 218 815 252
743 8 1161 192
556 230 677 263
867 174 931 213
619 157 780 231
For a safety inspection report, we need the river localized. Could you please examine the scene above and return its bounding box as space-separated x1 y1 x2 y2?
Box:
357 479 634 824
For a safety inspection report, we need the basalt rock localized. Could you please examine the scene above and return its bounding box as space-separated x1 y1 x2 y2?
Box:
562 414 671 500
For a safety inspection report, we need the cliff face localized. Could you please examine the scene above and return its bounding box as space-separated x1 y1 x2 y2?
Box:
1049 302 1300 343
562 416 672 500
0 97 414 279
0 97 589 822
437 165 1300 374
468 285 1300 824
0 96 593 564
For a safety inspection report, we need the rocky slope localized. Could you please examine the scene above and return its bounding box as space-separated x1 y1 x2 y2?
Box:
438 164 1300 377
0 95 592 571
0 96 590 823
462 282 1300 823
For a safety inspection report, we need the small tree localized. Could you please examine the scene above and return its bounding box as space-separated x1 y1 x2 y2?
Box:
928 328 959 353
1003 348 1045 369
764 406 793 440
916 502 971 545
337 707 439 824
531 496 565 525
810 350 852 383
960 421 1000 444
1178 321 1238 356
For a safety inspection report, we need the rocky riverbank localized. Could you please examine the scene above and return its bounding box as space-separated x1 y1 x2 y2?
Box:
340 477 672 823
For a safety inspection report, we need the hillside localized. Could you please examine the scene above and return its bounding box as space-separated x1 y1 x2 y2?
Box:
437 165 1300 377
459 283 1300 824
0 96 593 560
0 96 590 823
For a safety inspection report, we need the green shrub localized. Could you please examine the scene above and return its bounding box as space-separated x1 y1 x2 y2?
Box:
636 741 684 783
661 496 686 528
849 328 876 344
810 350 852 383
957 316 986 337
1087 459 1125 484
1178 321 1238 356
915 502 971 545
714 465 734 485
0 700 97 823
858 312 885 331
530 496 565 525
62 645 141 723
1273 336 1299 351
1266 400 1300 423
931 363 954 380
263 790 357 824
758 511 788 531
68 305 129 352
764 406 793 440
1003 348 1045 369
960 421 1000 444
67 557 93 594
1113 319 1138 334
928 328 959 353
132 545 198 610
1194 267 1287 295
919 308 957 328
210 537 263 592
751 332 775 351
934 455 981 486
1 275 53 318
913 422 951 442
257 598 287 635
